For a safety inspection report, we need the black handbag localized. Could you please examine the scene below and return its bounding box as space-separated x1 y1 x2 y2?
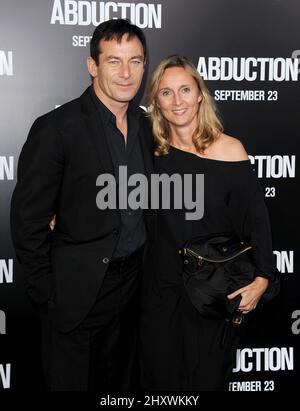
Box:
179 233 257 319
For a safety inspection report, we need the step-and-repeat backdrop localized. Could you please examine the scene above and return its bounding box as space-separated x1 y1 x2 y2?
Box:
1 0 299 391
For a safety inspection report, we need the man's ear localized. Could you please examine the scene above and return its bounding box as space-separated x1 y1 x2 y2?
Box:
87 56 98 78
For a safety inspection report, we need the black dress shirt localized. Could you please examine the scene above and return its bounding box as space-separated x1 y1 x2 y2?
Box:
89 86 146 257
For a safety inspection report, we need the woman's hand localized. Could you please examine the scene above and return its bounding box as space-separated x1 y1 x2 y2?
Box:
227 276 269 314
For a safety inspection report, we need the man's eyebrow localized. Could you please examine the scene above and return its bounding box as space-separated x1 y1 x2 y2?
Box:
130 55 144 60
105 55 144 60
106 55 121 60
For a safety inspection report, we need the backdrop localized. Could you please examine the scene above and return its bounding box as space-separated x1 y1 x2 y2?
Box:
1 0 299 391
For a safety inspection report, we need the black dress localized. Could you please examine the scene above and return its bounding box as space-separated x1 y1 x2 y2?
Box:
140 146 279 391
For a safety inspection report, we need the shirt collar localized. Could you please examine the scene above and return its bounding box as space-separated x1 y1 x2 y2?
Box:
88 85 141 126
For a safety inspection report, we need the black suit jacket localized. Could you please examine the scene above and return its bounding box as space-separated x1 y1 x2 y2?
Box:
10 87 154 332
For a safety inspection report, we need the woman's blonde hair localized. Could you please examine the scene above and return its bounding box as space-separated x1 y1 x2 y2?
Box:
146 55 223 156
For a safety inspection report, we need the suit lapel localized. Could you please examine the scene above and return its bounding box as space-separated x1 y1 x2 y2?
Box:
80 88 154 179
85 111 115 175
80 88 114 175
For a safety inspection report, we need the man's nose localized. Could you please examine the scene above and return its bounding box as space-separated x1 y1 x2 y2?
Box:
119 63 131 79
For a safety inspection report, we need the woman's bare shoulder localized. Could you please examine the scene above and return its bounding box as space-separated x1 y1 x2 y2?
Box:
212 133 249 161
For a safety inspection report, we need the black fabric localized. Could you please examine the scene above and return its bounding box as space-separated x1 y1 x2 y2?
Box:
10 87 154 333
89 86 146 257
42 250 142 391
140 146 280 391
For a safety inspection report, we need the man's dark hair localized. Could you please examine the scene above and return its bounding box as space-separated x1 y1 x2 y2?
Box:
90 19 147 65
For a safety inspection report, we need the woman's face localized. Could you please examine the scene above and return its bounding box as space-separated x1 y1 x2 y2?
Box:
156 66 202 130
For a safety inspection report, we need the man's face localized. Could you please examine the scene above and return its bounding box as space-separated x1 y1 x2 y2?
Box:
88 34 145 107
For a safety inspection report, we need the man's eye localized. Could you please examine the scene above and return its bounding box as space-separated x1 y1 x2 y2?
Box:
108 60 118 65
131 60 142 65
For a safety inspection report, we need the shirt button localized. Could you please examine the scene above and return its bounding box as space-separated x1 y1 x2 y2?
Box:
102 257 110 264
112 228 119 235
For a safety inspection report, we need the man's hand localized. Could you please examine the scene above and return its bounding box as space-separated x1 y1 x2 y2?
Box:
227 276 269 314
49 215 56 230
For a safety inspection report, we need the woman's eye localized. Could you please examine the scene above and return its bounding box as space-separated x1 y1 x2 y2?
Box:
182 87 190 93
162 90 171 97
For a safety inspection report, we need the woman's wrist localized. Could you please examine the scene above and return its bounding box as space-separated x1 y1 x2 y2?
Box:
254 276 269 292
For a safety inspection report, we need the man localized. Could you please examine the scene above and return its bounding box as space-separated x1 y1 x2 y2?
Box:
10 19 154 391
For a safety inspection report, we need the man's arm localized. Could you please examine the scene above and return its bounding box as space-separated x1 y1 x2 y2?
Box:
10 116 65 306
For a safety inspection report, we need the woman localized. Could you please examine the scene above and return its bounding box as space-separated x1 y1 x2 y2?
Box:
140 55 280 391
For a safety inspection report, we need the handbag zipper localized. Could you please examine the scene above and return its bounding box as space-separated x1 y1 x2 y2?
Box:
180 245 252 264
